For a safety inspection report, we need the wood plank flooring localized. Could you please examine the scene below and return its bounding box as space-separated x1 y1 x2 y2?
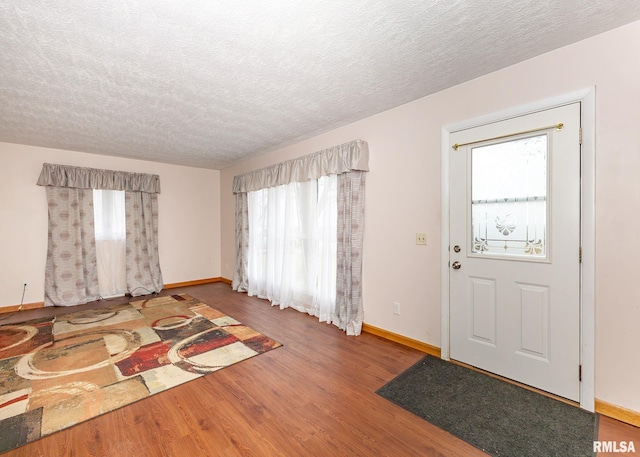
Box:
1 283 638 456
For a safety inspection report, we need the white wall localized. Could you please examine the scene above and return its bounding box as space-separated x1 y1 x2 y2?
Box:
0 143 221 308
220 21 640 413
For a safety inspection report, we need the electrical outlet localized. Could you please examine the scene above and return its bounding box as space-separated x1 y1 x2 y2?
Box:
416 232 427 245
393 301 400 315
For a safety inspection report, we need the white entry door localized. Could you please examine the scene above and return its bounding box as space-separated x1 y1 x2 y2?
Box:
449 103 581 401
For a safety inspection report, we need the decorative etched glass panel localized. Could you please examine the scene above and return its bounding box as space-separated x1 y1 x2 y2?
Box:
471 134 548 259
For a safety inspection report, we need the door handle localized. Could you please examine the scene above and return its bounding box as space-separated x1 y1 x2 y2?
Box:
452 261 461 270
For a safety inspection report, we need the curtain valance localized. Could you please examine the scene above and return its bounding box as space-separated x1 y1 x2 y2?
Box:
232 139 368 194
37 163 161 193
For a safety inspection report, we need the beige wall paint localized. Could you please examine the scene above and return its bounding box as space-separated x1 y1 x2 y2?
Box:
0 142 221 308
220 20 640 412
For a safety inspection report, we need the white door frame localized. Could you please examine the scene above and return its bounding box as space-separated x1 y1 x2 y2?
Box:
440 88 595 411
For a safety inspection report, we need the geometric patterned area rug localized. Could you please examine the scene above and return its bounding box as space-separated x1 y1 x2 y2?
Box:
0 294 281 453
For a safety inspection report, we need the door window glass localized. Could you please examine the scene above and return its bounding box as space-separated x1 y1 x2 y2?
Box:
471 134 548 259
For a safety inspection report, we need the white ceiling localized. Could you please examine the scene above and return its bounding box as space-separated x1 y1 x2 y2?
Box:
2 1 640 170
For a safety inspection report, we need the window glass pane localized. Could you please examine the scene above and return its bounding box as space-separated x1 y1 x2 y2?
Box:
93 189 126 297
93 189 126 240
471 134 548 258
246 176 337 320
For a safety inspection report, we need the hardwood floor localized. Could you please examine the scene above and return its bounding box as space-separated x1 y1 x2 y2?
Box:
2 283 638 456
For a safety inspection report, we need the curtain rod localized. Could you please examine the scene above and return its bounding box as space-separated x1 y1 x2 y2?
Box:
452 123 563 151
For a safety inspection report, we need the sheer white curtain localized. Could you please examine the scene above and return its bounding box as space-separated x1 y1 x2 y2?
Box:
93 189 126 298
247 175 337 321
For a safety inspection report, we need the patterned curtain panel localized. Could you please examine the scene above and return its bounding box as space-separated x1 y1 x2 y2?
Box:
232 192 249 293
125 191 163 296
334 171 366 336
44 187 100 306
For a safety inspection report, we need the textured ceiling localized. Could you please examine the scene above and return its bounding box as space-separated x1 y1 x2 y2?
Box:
2 1 640 169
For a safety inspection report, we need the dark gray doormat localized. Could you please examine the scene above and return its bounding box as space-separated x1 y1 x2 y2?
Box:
376 355 597 457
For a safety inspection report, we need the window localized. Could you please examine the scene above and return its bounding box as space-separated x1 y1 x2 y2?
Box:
232 139 368 335
93 189 126 297
246 175 337 322
471 134 548 259
38 163 163 307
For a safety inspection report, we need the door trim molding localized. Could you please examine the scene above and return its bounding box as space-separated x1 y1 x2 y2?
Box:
440 88 596 411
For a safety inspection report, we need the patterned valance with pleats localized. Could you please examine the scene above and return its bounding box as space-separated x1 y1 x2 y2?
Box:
232 139 368 194
37 163 160 193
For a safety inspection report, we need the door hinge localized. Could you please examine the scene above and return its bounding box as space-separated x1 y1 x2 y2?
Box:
579 365 582 382
579 247 582 263
579 127 583 145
